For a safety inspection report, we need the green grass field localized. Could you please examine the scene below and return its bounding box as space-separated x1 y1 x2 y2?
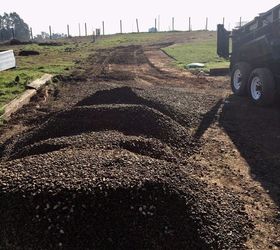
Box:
162 39 229 71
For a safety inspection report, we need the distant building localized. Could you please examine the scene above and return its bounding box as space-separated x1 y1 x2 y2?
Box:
148 27 157 33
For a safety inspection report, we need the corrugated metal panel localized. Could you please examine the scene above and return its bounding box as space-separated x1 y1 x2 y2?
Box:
0 50 16 72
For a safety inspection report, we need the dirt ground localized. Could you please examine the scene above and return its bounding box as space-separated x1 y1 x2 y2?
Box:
0 36 279 249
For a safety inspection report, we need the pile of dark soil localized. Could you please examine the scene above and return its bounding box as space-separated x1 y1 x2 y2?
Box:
18 50 40 56
38 42 64 46
52 73 87 83
9 39 33 45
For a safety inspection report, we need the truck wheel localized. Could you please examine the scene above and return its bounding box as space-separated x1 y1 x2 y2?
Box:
248 68 276 106
231 62 251 96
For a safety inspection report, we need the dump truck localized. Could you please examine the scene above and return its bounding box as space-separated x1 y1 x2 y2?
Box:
217 4 280 105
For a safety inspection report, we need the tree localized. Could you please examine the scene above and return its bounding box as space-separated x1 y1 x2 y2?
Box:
0 12 30 42
10 12 30 41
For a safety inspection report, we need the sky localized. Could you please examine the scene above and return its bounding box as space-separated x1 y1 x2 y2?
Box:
1 0 280 36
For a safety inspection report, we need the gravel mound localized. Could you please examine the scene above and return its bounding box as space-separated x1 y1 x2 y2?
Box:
0 82 253 248
7 131 179 163
0 148 252 249
1 104 193 160
77 87 190 128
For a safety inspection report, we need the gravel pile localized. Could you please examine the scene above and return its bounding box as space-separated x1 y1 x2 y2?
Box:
1 103 193 160
0 45 254 249
0 141 252 249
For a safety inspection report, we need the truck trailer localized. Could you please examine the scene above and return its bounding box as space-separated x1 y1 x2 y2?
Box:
217 4 280 106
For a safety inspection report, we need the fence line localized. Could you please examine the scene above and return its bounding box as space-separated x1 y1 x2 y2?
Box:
34 16 248 40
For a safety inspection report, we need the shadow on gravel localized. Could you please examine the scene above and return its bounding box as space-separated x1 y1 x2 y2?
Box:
119 139 178 163
219 95 280 208
194 99 223 140
9 143 70 161
0 183 208 250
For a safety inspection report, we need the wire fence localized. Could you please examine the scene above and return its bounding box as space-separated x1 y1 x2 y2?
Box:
31 16 249 40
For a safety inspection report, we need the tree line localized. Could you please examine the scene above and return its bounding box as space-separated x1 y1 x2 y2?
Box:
0 12 30 42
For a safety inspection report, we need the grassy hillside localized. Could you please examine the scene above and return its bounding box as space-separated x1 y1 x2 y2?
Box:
163 39 229 71
94 32 168 48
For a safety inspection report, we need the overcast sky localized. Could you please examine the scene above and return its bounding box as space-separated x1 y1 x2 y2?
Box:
1 0 280 36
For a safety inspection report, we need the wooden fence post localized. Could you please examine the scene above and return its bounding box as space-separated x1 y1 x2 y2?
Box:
136 19 139 33
172 17 174 31
189 17 191 31
85 23 87 36
92 31 96 42
49 25 52 39
30 28 33 40
120 20 122 34
205 17 208 31
67 25 70 37
79 23 81 37
102 21 105 35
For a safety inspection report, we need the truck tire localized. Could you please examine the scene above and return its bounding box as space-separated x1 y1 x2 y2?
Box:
231 62 251 96
248 68 276 106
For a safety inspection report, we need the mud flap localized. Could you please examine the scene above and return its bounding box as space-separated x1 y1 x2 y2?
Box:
217 24 230 59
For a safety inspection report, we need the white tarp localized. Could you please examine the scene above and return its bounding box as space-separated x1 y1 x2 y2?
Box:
186 63 205 69
0 50 16 72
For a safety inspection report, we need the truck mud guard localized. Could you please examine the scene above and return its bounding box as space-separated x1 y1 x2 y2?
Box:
217 24 230 59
